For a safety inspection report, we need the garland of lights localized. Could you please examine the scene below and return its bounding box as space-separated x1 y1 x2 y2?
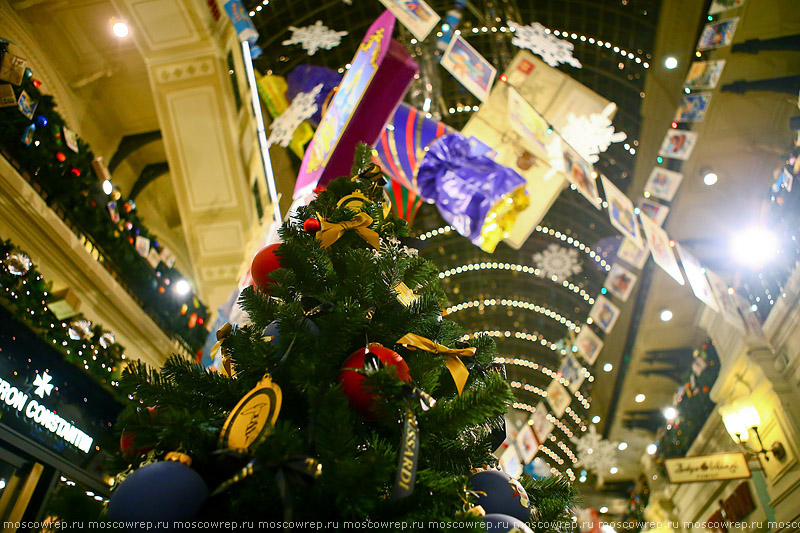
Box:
1 239 124 391
445 298 581 331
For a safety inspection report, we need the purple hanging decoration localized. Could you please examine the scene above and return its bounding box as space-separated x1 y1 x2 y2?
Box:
417 132 527 249
286 65 342 126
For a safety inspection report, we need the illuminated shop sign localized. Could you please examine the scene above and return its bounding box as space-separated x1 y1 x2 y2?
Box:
0 371 93 453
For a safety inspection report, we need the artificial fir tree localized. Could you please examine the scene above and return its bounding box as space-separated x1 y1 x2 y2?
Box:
110 145 577 531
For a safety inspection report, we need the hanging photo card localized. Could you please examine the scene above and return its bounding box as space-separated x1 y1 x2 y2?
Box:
639 199 670 226
441 35 497 102
604 263 638 302
601 175 643 247
676 243 719 312
146 247 161 269
575 327 603 364
705 268 746 331
709 0 745 15
160 246 176 268
644 167 683 202
378 0 440 42
617 237 649 269
63 126 80 153
508 86 551 158
134 235 151 258
563 147 601 209
499 445 523 478
684 59 726 90
559 354 585 393
640 213 685 285
675 93 712 122
545 379 571 417
658 129 698 161
589 295 621 334
17 90 36 119
698 18 739 50
531 402 554 445
516 425 538 463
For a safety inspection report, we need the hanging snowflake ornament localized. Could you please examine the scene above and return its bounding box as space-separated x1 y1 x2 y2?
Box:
533 243 582 280
572 425 618 480
561 103 627 164
507 21 582 68
267 84 324 148
282 21 348 56
5 251 31 276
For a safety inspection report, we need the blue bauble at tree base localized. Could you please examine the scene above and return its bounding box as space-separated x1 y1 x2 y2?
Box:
482 513 534 533
469 469 531 522
108 461 208 525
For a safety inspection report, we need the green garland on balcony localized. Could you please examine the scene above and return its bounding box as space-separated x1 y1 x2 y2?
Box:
1 238 124 392
0 44 209 352
652 340 720 464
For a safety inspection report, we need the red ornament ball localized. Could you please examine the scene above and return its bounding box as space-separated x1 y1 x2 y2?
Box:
303 217 321 233
55 152 66 162
313 185 326 195
339 344 411 418
120 431 153 459
250 243 282 291
70 168 81 177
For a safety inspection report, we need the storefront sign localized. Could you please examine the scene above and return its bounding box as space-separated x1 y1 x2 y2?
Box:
665 452 751 483
0 371 93 453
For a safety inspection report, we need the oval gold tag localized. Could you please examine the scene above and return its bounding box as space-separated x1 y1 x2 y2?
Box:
219 376 282 451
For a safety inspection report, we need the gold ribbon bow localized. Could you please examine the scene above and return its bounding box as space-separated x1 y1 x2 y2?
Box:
211 323 235 378
396 333 476 395
316 212 380 249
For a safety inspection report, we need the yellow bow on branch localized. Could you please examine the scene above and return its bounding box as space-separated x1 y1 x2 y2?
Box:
396 333 476 395
316 212 380 249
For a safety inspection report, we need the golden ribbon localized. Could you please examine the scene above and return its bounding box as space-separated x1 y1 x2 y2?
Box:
316 212 380 249
396 333 476 395
211 323 234 378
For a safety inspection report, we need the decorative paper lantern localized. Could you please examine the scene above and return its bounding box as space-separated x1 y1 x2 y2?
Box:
469 469 531 522
339 344 410 418
250 243 282 291
107 461 208 523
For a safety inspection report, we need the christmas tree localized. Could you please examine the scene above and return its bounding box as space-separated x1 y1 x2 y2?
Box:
108 146 577 531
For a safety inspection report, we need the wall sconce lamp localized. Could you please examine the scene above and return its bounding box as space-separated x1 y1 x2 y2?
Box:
720 400 786 462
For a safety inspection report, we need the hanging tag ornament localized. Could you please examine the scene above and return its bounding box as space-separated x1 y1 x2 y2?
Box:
219 374 282 452
392 399 419 501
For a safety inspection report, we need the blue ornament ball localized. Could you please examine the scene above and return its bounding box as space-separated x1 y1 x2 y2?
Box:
108 461 208 523
482 514 533 533
262 318 320 343
35 115 48 128
469 469 531 522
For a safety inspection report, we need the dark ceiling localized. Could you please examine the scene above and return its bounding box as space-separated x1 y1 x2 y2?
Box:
247 0 665 478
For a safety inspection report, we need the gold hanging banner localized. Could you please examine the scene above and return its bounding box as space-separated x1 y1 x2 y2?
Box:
316 212 380 249
396 333 476 395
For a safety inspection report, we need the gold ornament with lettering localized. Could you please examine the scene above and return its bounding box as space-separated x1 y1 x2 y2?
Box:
219 375 282 452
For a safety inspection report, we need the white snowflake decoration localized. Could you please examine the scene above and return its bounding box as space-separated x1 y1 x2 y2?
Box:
533 243 582 280
282 21 348 56
572 425 618 480
507 21 582 68
561 103 627 164
267 84 323 148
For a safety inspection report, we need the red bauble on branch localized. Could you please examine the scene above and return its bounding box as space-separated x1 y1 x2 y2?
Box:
250 243 282 291
303 217 321 233
339 344 411 418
